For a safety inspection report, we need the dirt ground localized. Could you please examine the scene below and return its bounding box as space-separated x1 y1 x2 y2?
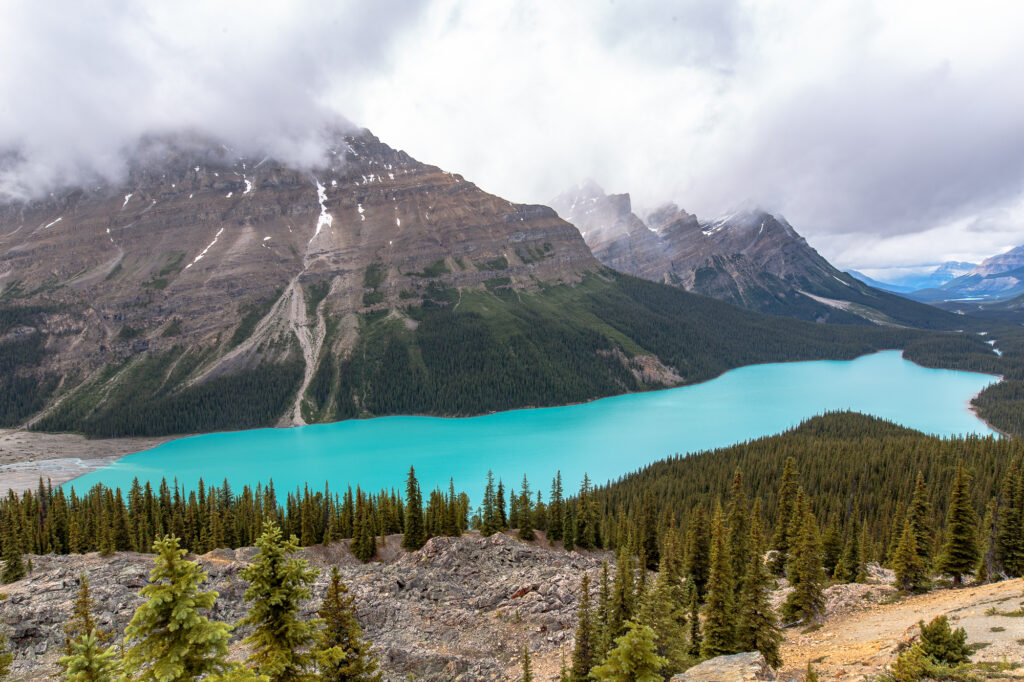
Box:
0 428 169 492
780 578 1024 680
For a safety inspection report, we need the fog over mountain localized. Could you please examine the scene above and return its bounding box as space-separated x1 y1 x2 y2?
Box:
2 0 1023 270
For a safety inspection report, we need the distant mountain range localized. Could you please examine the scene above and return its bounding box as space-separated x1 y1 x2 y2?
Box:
1 130 939 437
849 247 1024 307
550 182 956 328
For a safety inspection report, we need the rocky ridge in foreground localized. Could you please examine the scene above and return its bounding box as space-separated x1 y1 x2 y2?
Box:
0 531 606 681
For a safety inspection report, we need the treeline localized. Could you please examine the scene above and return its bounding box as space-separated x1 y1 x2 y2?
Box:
559 416 1017 680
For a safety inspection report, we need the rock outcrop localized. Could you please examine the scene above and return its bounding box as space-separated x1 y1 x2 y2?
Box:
670 651 776 681
0 531 606 681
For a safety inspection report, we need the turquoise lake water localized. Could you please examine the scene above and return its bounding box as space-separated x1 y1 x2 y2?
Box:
69 351 999 500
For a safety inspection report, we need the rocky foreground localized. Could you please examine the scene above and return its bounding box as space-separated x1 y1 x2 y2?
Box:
0 531 606 681
2 531 1023 681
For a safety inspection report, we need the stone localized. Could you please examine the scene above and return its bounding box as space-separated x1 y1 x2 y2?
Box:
670 651 777 681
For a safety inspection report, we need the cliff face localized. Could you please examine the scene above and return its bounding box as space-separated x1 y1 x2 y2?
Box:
551 183 956 327
0 130 604 429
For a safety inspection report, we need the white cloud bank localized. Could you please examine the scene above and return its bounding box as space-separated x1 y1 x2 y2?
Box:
1 0 1023 269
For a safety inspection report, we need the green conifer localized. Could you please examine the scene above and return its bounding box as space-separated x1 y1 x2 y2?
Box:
590 621 666 682
0 523 25 584
736 505 782 668
906 472 933 567
996 459 1024 576
123 535 233 681
638 554 689 676
518 475 535 541
685 582 701 659
520 645 533 682
805 661 819 682
683 507 711 601
726 470 750 595
0 631 13 678
918 615 971 665
936 462 980 585
481 472 500 537
548 472 564 543
239 521 321 681
63 574 110 656
769 457 799 575
59 632 120 682
781 498 825 624
401 467 425 552
893 519 928 592
314 567 381 682
570 573 596 681
701 502 735 657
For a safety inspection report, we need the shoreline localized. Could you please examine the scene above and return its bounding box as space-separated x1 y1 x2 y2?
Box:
9 349 1007 495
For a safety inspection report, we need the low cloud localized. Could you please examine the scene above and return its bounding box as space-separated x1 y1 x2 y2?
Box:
2 0 1022 268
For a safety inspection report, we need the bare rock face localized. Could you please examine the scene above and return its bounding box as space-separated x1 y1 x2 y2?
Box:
0 129 603 429
0 531 606 681
670 651 776 681
551 183 924 325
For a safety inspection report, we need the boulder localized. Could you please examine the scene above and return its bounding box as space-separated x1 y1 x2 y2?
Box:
670 651 776 681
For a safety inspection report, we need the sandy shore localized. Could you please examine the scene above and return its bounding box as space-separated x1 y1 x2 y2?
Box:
0 429 171 493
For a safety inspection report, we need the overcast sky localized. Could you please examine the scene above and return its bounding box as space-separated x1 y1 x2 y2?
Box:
2 0 1022 273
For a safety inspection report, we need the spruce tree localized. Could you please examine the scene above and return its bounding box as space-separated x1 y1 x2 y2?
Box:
481 471 500 537
518 475 535 541
976 499 998 583
683 506 711 601
936 462 980 585
59 632 120 682
520 645 533 682
401 467 425 552
609 550 636 641
123 535 233 681
548 472 564 543
726 470 750 595
685 582 701 659
351 500 376 563
638 554 689 676
834 520 864 584
736 505 782 668
893 520 928 592
918 615 971 665
64 574 110 656
996 459 1024 576
0 523 25 584
314 567 381 682
781 498 825 624
239 521 321 681
906 472 933 567
639 493 659 571
570 573 596 681
821 525 843 578
701 502 734 658
769 457 799 575
590 621 666 682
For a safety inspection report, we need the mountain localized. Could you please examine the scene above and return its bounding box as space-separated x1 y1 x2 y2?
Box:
0 131 959 437
907 247 1024 304
845 270 915 293
550 182 961 328
847 261 977 293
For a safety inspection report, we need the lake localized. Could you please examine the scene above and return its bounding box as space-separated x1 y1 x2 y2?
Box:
69 351 999 499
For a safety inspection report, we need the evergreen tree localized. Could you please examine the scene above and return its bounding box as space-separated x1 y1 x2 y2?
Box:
609 551 636 642
726 470 750 595
63 574 110 656
683 506 711 602
918 615 971 666
638 553 689 676
0 522 25 584
548 472 564 543
0 631 13 678
638 493 659 571
481 471 500 537
575 475 598 550
314 567 381 682
497 480 508 529
570 573 596 681
590 621 666 682
805 661 820 682
996 459 1024 576
976 499 998 583
906 472 934 567
936 462 979 585
595 561 613 663
59 632 120 682
685 582 701 659
401 467 425 552
781 498 825 624
736 505 782 668
239 521 321 681
769 457 799 575
520 645 533 682
350 498 376 563
893 519 928 592
518 475 535 541
820 525 842 578
834 520 864 584
701 502 735 657
123 535 233 681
